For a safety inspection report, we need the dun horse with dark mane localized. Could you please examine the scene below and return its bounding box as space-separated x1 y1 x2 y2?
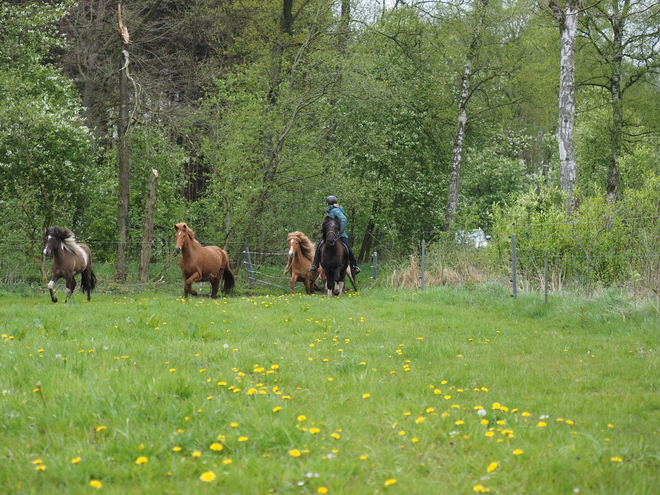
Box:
284 231 323 294
174 222 235 298
43 226 96 303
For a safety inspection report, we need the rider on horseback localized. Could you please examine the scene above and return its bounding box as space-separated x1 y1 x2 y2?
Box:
309 195 361 275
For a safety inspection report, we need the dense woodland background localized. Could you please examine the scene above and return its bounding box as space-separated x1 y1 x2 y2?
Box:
2 0 660 290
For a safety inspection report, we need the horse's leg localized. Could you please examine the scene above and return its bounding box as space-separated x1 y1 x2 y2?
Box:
210 278 220 298
65 275 77 302
47 275 60 303
326 277 334 298
184 272 200 297
290 276 296 294
337 281 345 297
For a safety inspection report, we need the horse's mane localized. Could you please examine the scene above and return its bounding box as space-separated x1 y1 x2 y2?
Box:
288 231 315 260
50 227 78 254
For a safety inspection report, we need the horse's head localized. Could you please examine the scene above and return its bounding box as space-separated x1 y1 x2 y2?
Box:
43 227 76 257
43 227 60 257
287 232 303 259
322 216 341 246
174 223 194 254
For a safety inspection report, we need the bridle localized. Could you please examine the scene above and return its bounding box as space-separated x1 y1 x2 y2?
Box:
324 219 340 246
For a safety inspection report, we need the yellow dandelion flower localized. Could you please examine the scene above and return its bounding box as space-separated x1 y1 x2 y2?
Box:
297 415 307 422
318 487 329 494
230 422 238 428
455 420 465 425
521 412 530 417
35 465 47 471
135 456 148 465
89 480 102 489
485 431 495 437
415 417 425 424
222 458 233 464
331 432 341 439
199 471 216 482
95 426 107 432
611 457 623 462
359 455 368 460
487 462 498 473
173 446 182 452
210 443 223 451
192 451 202 457
238 436 248 442
537 422 547 427
513 449 523 456
32 459 43 465
71 457 81 464
384 479 397 487
362 393 371 399
289 449 302 457
309 428 320 434
273 406 282 412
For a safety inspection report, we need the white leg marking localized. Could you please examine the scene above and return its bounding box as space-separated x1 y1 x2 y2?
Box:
48 281 55 289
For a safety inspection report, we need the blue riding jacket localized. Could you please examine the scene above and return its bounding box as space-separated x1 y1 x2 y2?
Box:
326 204 349 239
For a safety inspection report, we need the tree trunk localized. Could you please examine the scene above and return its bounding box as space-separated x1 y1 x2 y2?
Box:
115 5 131 282
139 169 158 282
446 0 488 228
606 10 623 205
550 0 580 215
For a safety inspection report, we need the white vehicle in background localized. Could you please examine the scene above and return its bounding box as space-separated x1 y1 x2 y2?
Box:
455 228 491 248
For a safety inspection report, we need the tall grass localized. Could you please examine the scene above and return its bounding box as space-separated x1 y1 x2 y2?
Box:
1 287 659 494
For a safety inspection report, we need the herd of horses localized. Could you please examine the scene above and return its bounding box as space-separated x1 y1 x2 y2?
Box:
42 215 357 303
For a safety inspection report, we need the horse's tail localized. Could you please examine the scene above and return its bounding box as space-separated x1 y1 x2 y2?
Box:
82 268 97 293
223 262 235 293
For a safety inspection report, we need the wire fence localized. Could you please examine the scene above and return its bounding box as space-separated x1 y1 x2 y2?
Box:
3 217 660 299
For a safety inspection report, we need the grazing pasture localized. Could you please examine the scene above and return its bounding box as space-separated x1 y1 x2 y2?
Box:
1 287 659 494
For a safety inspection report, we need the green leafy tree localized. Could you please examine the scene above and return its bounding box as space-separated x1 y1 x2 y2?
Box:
0 1 96 278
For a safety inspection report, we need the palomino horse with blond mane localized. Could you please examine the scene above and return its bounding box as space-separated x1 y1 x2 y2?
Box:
43 226 97 303
174 223 235 298
284 231 323 294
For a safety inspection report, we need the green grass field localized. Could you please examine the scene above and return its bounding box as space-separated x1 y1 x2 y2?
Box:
1 285 659 494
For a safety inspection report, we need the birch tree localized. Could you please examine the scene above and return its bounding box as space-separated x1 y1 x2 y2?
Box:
446 0 490 227
549 0 580 215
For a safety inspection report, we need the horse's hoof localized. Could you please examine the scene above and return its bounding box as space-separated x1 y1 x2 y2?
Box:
51 298 58 303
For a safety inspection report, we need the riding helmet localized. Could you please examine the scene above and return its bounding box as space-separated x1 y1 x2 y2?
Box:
326 195 338 205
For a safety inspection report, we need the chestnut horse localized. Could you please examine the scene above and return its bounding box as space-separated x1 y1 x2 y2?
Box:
284 231 323 294
319 215 349 298
43 226 96 303
174 223 235 298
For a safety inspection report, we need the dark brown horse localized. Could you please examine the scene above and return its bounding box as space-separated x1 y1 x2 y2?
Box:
284 231 323 294
319 215 349 298
43 227 96 303
174 222 235 298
